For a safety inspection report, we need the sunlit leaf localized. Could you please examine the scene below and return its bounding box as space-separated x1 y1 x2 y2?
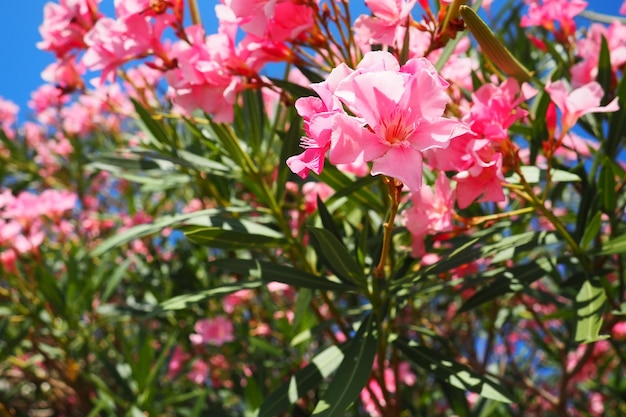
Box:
574 279 608 343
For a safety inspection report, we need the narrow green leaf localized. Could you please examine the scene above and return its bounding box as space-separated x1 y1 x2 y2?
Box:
507 166 581 184
91 208 253 257
268 77 315 99
318 166 385 213
308 227 365 285
599 163 616 212
580 211 602 251
312 313 378 417
459 258 552 312
256 345 345 417
133 149 235 175
606 65 626 158
275 114 303 201
158 280 264 311
574 279 608 343
183 226 285 249
394 338 514 403
316 194 343 243
598 234 626 255
209 259 356 292
596 36 612 104
132 99 171 149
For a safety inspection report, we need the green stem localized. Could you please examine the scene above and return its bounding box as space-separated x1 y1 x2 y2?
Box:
187 0 202 27
374 177 402 279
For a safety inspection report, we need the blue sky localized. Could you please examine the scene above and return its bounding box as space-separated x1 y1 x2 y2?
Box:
0 1 622 121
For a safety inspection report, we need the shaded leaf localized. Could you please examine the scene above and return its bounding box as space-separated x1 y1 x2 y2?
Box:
312 313 378 416
183 226 285 249
308 227 365 285
256 345 345 417
209 259 356 292
394 338 513 403
459 258 552 312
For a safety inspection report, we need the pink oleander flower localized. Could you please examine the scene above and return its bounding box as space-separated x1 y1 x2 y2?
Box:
37 0 100 58
41 57 85 92
288 51 467 191
0 97 19 139
82 14 169 83
622 0 626 15
190 316 235 346
520 0 587 38
166 346 189 379
571 21 626 87
353 0 418 48
187 359 210 385
224 0 314 42
465 78 536 142
404 172 456 257
545 80 619 133
165 24 244 122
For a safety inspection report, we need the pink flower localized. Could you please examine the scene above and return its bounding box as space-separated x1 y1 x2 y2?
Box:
546 80 619 133
621 0 626 15
0 97 19 139
190 316 235 346
353 0 418 48
288 51 467 192
520 0 587 38
165 25 242 122
465 78 536 142
37 0 100 58
187 359 210 385
571 21 626 87
224 0 313 42
404 172 456 257
82 14 168 83
166 346 189 379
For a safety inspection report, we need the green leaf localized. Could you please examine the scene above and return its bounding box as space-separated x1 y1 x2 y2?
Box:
256 344 345 417
318 166 385 213
158 280 264 311
89 153 162 170
308 227 366 285
91 208 254 257
606 64 626 158
133 149 236 176
394 338 514 403
507 166 581 184
459 258 552 312
312 313 378 416
209 259 356 292
574 279 608 343
599 162 616 212
316 194 343 243
275 114 303 201
132 99 171 149
580 211 602 251
596 36 612 104
268 77 315 100
183 226 285 249
598 234 626 255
